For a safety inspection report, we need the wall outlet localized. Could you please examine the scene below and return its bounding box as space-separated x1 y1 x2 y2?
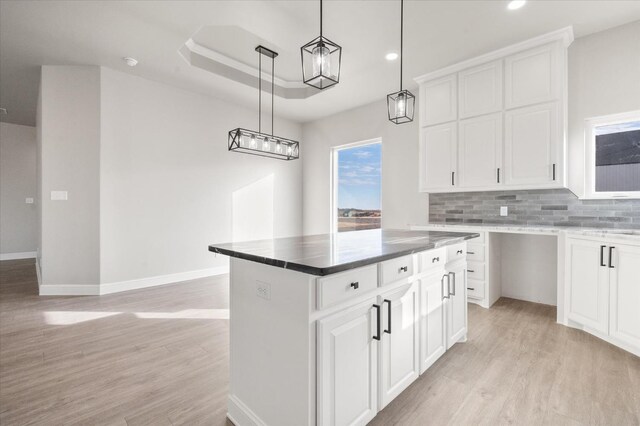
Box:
51 191 68 201
500 206 508 216
25 197 34 204
256 281 271 300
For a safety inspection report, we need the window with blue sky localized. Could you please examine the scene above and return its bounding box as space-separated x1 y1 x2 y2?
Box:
336 142 382 232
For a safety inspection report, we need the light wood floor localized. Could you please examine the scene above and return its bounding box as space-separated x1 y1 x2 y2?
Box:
1 259 638 426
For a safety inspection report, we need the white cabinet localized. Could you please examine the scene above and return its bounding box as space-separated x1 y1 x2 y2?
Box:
419 122 457 191
459 60 503 119
416 29 571 194
565 237 640 357
445 262 468 348
378 282 419 409
505 43 559 109
318 298 378 426
458 113 503 188
566 238 609 334
609 244 640 351
418 270 446 374
421 74 457 126
504 102 560 187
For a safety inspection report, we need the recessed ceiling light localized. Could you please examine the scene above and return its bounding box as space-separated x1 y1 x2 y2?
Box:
122 57 138 67
507 0 526 10
385 52 399 61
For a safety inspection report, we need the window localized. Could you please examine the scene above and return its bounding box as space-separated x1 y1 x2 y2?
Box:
331 140 382 232
585 111 640 199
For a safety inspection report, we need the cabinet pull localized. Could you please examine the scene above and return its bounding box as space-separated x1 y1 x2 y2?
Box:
552 163 556 181
609 246 615 268
373 304 381 341
467 287 475 291
441 275 450 300
467 269 475 273
350 281 359 290
384 299 392 334
456 249 463 255
399 266 408 273
432 256 440 263
451 171 455 186
449 272 456 296
600 245 606 267
467 251 475 255
497 167 500 183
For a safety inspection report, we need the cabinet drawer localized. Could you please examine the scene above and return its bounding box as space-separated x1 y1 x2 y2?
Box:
417 248 446 272
466 244 485 262
466 262 485 281
466 279 485 300
317 265 378 309
380 255 414 286
446 243 467 263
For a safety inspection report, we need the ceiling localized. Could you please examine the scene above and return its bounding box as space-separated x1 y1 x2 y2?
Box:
1 1 640 127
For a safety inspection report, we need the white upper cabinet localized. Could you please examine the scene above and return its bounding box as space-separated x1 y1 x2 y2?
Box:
459 113 503 188
415 28 572 193
505 43 560 109
419 122 457 191
458 60 503 119
504 102 560 186
421 75 457 126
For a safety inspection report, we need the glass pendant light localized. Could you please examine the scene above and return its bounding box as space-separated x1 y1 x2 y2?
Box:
387 0 415 124
301 0 342 90
228 46 300 160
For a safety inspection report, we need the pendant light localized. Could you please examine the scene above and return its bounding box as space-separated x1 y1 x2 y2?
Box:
228 46 300 160
387 0 415 124
300 0 342 90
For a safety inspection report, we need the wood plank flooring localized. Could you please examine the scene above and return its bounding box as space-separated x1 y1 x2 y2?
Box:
1 259 639 425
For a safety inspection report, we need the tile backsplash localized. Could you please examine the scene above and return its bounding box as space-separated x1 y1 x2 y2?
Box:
429 189 640 229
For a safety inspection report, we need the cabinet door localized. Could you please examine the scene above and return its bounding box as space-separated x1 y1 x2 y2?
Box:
566 238 609 334
419 122 457 191
419 271 447 374
609 244 640 352
421 74 457 126
318 298 378 426
505 42 559 109
459 113 503 188
446 262 468 349
459 60 503 119
378 283 419 409
504 102 560 186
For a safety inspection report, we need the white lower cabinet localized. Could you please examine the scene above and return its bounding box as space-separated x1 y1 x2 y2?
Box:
445 261 468 349
418 270 446 373
318 298 378 426
566 236 640 356
378 282 419 409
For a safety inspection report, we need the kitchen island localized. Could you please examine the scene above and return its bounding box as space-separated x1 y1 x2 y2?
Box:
209 229 479 426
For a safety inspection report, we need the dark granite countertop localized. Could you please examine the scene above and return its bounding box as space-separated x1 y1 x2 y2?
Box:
208 229 479 276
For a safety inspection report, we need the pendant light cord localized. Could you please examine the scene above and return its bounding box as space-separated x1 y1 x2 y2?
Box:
400 0 403 91
271 56 275 136
258 52 262 133
320 0 323 38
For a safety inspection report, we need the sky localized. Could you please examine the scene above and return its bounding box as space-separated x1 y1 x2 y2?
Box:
337 143 381 210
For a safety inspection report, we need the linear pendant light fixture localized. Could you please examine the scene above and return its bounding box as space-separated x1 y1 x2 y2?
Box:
301 0 342 90
228 46 300 160
387 0 415 124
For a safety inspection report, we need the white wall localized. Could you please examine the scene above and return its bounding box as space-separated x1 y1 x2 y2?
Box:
99 68 302 284
39 66 101 285
0 122 37 256
568 20 640 197
301 99 428 235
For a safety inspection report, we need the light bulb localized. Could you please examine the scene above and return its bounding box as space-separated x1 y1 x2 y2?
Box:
312 43 330 77
250 134 257 148
275 141 283 154
262 137 270 151
287 146 293 156
396 92 406 117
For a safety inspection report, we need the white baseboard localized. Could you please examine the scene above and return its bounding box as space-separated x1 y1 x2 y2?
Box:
38 266 229 296
99 266 228 295
228 394 267 426
0 251 37 261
